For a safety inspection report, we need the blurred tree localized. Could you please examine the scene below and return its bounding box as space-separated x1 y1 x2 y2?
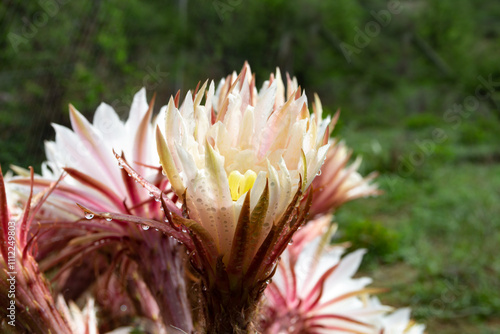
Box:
0 0 499 168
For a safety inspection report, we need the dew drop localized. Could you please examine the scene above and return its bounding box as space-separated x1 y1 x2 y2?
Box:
105 217 112 221
118 162 124 169
288 239 294 245
202 286 207 291
120 305 127 312
155 228 159 232
181 227 188 233
128 173 131 177
317 169 322 176
85 213 94 220
142 225 150 230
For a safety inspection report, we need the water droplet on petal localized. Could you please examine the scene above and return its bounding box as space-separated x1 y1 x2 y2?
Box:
142 225 150 230
288 239 294 245
85 213 94 220
105 217 112 221
120 305 127 312
148 192 154 197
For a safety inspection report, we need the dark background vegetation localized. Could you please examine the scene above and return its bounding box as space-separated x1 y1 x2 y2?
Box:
1 0 499 332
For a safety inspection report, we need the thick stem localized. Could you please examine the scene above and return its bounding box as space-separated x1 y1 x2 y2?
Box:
134 233 194 333
202 282 263 334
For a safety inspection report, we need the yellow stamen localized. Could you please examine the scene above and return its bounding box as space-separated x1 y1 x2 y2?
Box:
228 170 257 201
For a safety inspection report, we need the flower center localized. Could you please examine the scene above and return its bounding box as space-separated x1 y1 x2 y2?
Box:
228 170 257 201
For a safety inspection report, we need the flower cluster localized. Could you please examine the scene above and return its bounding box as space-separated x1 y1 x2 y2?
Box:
1 63 424 333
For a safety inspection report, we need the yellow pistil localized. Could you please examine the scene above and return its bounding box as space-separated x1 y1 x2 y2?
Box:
228 170 257 201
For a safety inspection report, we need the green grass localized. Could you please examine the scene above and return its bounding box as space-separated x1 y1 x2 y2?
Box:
333 116 500 333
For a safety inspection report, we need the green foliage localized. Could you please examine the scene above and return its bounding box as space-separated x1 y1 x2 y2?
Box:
335 125 500 332
335 219 400 268
415 0 477 83
405 113 443 130
2 0 500 167
459 122 488 145
458 117 500 146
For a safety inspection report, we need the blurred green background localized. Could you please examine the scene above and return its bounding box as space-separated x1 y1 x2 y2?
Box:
1 1 499 332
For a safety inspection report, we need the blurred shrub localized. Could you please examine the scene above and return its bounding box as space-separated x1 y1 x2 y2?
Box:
459 122 488 145
405 113 443 130
335 220 400 268
1 0 500 168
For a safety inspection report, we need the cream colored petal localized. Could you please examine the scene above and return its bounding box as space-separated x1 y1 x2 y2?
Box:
253 80 277 147
305 143 330 189
276 158 292 214
164 98 184 171
180 90 194 127
283 119 307 168
93 102 126 147
237 106 255 149
250 171 267 211
274 67 285 108
125 88 149 134
264 163 280 229
205 81 215 121
204 141 236 256
222 93 242 145
156 127 185 194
